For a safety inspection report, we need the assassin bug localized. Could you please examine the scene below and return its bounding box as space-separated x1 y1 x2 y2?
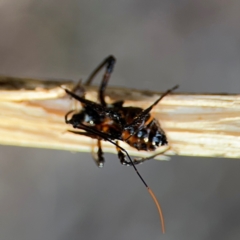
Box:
63 55 178 233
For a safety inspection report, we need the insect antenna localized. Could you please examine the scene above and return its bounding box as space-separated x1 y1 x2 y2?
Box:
76 122 165 234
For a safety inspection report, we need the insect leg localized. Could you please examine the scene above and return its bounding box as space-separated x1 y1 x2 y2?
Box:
142 85 178 116
93 140 105 168
133 146 170 164
116 141 141 166
62 80 86 111
85 55 116 106
65 110 76 123
67 130 105 167
67 129 98 138
71 79 86 98
63 88 107 115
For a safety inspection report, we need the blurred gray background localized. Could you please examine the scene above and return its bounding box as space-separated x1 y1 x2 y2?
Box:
0 1 240 240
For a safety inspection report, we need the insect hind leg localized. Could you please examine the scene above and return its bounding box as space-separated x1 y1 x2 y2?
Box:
85 55 116 106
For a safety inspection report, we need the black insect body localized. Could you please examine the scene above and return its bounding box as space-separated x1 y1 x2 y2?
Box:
67 99 167 157
64 56 177 166
63 55 178 234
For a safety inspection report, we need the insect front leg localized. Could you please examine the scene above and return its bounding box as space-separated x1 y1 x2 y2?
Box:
67 130 97 138
85 55 116 106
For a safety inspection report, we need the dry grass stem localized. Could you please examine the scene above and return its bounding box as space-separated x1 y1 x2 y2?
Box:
1 76 240 160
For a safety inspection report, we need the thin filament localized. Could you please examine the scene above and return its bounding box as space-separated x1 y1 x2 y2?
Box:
147 187 165 234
